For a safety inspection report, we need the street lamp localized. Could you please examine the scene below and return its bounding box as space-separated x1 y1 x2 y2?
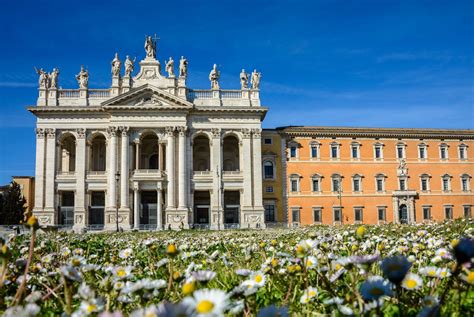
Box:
115 171 120 232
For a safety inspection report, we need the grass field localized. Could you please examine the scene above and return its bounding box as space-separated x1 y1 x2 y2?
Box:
1 219 473 316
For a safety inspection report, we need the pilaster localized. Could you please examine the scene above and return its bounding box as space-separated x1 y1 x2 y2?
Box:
251 128 265 228
73 128 87 231
43 128 56 224
210 128 223 229
177 126 187 209
33 129 46 221
105 126 118 230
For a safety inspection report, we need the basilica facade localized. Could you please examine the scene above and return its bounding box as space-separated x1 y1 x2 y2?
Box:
30 37 266 230
30 37 473 230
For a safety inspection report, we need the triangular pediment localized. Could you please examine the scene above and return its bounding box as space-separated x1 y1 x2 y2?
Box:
101 84 193 108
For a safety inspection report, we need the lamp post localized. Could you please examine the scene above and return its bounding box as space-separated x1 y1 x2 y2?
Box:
115 171 120 232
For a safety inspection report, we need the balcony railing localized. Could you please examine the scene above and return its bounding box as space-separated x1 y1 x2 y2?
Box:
221 90 242 99
223 170 242 175
89 89 111 98
59 89 80 98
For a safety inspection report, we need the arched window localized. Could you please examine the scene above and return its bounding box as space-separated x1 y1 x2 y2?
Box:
140 134 159 169
263 161 274 179
309 141 320 159
193 135 211 171
375 173 386 192
223 135 240 171
311 174 322 192
352 174 363 192
59 134 76 172
459 143 468 160
90 134 106 172
289 174 301 192
288 141 299 159
439 143 449 160
461 174 471 192
373 142 384 160
396 142 406 159
441 174 452 192
351 142 360 159
331 173 342 192
418 143 428 160
330 142 340 159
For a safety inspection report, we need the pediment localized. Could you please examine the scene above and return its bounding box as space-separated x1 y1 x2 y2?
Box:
101 84 193 108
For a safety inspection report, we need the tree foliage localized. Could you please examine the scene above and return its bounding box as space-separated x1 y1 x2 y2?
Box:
0 181 26 225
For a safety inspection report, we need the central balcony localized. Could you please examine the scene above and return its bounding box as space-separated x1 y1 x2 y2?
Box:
132 169 165 181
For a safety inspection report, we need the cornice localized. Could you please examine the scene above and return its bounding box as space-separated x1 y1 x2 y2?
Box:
28 106 104 114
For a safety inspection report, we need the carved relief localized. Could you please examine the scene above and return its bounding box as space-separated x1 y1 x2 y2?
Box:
165 126 175 136
211 128 221 138
167 214 185 223
252 128 262 138
120 126 130 136
241 128 252 138
176 126 187 137
75 214 84 224
76 128 86 139
46 128 56 138
39 216 51 224
36 128 45 138
107 126 118 137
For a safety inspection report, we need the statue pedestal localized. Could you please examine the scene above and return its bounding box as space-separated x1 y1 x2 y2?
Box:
37 88 47 106
79 88 88 106
122 76 131 93
111 76 121 97
48 88 58 106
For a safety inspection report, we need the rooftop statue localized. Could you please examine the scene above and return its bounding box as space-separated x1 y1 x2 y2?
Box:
111 53 121 77
251 69 261 89
179 56 188 78
240 69 249 89
209 64 220 89
76 65 89 89
49 68 59 89
35 67 49 89
124 55 136 77
165 57 174 77
144 35 157 59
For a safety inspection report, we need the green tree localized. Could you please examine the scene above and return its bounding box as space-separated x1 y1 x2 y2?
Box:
0 181 26 225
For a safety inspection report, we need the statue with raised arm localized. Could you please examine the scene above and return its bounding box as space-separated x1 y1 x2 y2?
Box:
240 69 249 89
35 67 49 89
251 69 261 89
124 55 135 77
165 57 174 77
49 68 59 89
144 35 156 58
209 64 220 89
179 56 188 78
111 53 121 77
76 65 89 89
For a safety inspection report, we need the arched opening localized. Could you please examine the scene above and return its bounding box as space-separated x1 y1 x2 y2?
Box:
193 135 211 171
223 135 240 171
140 134 159 169
263 161 274 179
399 204 408 224
90 134 106 172
60 135 76 172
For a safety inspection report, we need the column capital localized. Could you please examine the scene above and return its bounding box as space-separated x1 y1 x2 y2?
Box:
252 128 262 138
45 128 56 138
165 126 175 136
36 128 45 139
211 128 221 138
119 126 130 136
241 128 252 139
76 128 86 139
176 126 188 137
107 126 118 137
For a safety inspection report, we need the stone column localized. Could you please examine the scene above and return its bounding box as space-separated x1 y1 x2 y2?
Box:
73 128 87 231
158 142 164 172
251 128 265 228
165 127 176 209
134 140 140 170
210 128 223 229
241 129 253 210
105 127 118 229
44 128 57 223
157 183 163 230
120 127 130 211
177 126 187 209
33 129 46 218
133 182 140 229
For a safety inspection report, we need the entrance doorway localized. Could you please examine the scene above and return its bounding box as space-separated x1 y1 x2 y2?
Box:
399 204 408 224
224 191 240 227
89 192 105 229
194 191 210 227
59 191 74 227
140 191 157 229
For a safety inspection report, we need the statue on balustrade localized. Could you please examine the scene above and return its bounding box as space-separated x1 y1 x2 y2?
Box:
144 35 157 59
124 55 136 77
76 65 89 89
179 56 188 78
209 64 220 89
111 53 121 77
240 69 249 89
49 68 59 89
35 67 49 89
251 69 261 89
165 57 175 77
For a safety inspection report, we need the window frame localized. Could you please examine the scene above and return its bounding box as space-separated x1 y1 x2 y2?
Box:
309 141 320 159
444 206 453 220
461 174 471 192
331 174 342 193
263 160 275 180
263 137 273 145
418 143 428 160
333 207 342 223
373 142 384 160
291 207 301 223
375 174 386 192
352 174 362 193
264 203 276 223
330 142 340 159
458 144 467 160
396 143 406 159
464 205 472 218
377 207 386 222
441 174 452 192
313 207 322 223
420 174 430 192
351 142 360 159
439 143 449 160
311 174 322 192
422 206 431 221
354 207 363 223
289 174 301 193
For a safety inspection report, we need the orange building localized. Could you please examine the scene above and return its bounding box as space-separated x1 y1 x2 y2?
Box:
276 126 473 226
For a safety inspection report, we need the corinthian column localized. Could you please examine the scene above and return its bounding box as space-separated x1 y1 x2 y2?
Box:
33 128 46 215
107 127 118 209
120 127 130 211
241 128 253 210
252 128 264 210
73 128 87 231
177 126 187 209
44 128 56 218
165 127 176 209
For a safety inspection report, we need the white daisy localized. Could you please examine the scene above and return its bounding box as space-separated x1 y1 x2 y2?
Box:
300 286 318 304
305 256 318 269
119 248 133 259
401 273 423 290
182 288 229 316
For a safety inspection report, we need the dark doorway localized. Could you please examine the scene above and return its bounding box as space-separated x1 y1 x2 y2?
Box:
140 191 157 228
194 191 210 225
89 192 105 228
59 191 74 226
224 191 240 225
399 204 408 224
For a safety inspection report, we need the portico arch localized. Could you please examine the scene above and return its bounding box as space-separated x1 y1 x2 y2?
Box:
223 135 240 171
193 134 211 171
89 133 106 172
58 133 76 172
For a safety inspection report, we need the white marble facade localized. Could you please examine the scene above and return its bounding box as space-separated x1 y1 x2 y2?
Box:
30 37 266 230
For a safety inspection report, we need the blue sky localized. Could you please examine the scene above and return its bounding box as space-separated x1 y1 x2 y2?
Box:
0 0 472 184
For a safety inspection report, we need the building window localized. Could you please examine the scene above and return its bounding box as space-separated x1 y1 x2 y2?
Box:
263 161 274 179
292 208 300 223
459 144 467 160
264 204 276 222
311 175 322 192
352 175 362 192
420 174 430 192
290 174 301 192
264 138 272 145
461 174 471 192
444 206 453 219
313 208 322 223
423 207 431 220
330 142 339 159
351 143 360 159
439 144 448 160
374 143 383 160
310 142 319 159
333 207 342 222
442 174 451 192
418 143 427 159
375 174 385 192
354 207 363 222
399 178 407 191
331 174 342 192
378 207 386 221
265 186 274 193
290 146 297 158
464 206 472 218
396 143 406 159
